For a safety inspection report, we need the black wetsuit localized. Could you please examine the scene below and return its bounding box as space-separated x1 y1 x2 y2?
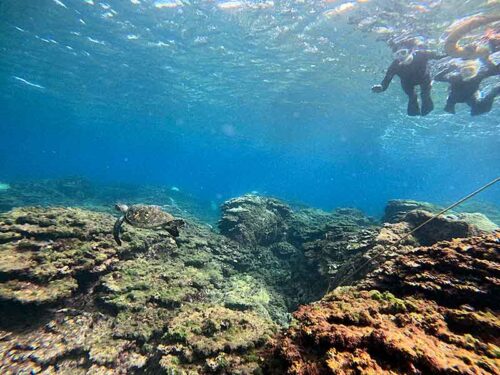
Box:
378 50 442 116
434 59 500 115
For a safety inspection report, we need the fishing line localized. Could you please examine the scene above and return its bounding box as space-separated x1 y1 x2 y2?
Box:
327 176 500 293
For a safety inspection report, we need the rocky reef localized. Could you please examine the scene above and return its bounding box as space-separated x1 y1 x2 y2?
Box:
0 205 279 374
264 232 500 374
0 190 498 374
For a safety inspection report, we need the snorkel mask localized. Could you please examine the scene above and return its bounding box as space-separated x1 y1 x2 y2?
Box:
393 48 414 65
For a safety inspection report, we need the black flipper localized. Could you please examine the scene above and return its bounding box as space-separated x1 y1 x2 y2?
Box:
420 82 434 116
113 216 125 245
402 81 420 116
164 219 186 238
407 95 421 116
470 84 500 116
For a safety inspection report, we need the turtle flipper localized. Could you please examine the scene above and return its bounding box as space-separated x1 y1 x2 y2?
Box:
164 219 186 237
113 216 125 245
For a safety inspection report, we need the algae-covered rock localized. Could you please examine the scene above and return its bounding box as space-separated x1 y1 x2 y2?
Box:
455 212 498 232
383 199 441 223
219 194 292 246
0 207 121 305
404 209 484 245
223 274 271 314
265 233 500 375
0 277 77 305
0 205 281 374
0 312 147 375
161 304 275 373
360 233 500 309
265 288 499 374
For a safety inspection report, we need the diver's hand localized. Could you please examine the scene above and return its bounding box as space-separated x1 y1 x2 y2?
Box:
371 84 384 93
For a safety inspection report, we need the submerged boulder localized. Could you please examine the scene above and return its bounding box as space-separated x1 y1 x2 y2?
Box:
404 209 496 245
383 199 497 246
218 195 293 246
383 199 440 223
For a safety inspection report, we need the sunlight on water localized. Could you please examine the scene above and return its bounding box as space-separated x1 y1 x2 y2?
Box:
0 0 498 209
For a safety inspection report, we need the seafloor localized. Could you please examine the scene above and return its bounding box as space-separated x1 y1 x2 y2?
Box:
0 179 498 374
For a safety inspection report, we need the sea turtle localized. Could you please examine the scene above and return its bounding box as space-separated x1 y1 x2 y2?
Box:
113 204 185 245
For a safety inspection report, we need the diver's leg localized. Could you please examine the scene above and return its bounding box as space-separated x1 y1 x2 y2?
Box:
444 96 456 114
470 84 500 116
420 79 434 116
402 81 420 116
444 88 458 114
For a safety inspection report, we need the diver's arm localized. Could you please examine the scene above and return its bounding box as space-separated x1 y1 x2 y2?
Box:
435 69 462 83
434 63 460 82
433 67 450 82
372 60 398 92
420 50 447 61
481 62 500 80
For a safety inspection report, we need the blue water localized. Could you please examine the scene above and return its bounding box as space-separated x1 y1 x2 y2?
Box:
0 0 499 217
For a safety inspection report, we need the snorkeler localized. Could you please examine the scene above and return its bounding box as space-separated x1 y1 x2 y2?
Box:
435 16 500 115
444 14 500 59
434 55 500 115
372 39 444 116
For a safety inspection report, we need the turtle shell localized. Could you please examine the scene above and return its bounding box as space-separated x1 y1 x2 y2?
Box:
124 205 175 229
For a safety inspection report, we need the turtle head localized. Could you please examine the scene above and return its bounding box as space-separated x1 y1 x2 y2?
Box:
115 204 129 213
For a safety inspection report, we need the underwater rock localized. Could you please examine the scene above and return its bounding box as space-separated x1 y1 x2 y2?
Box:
324 221 416 289
0 311 147 374
0 206 179 307
0 205 281 374
384 200 498 246
288 207 377 247
383 199 441 223
265 233 500 374
0 207 121 306
291 207 380 281
456 201 500 226
218 194 293 246
360 233 500 309
302 226 378 278
403 209 489 245
455 212 499 232
265 288 499 375
159 304 275 373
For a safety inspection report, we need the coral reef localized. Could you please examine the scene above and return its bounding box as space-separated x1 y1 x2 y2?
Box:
1 196 337 374
0 205 280 374
328 203 498 288
0 191 498 374
0 206 175 306
264 232 500 375
360 233 500 309
160 304 275 373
